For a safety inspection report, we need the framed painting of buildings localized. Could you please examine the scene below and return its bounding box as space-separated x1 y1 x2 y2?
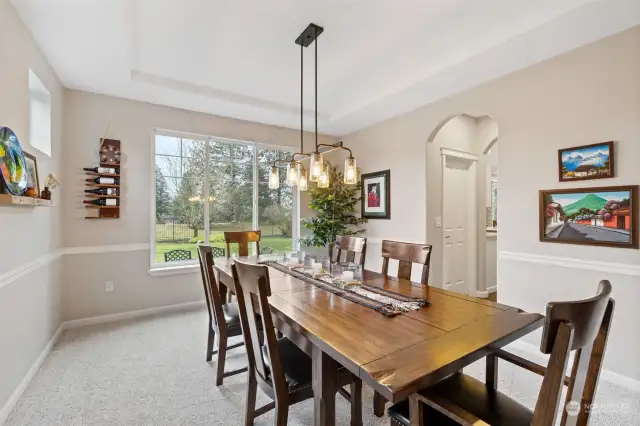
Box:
539 185 638 249
558 141 614 182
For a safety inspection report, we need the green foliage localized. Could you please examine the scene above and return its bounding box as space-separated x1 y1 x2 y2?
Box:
301 166 366 248
159 138 294 231
155 166 172 220
263 204 292 237
188 234 225 244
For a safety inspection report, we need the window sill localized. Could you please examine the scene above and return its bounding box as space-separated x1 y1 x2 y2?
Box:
148 264 199 277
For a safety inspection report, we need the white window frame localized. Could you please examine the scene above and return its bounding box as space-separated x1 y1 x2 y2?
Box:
28 69 52 157
149 128 299 275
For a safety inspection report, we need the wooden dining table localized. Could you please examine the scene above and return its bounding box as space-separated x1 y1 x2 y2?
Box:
214 256 544 426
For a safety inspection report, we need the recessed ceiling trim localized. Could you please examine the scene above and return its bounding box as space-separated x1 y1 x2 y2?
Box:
130 70 330 120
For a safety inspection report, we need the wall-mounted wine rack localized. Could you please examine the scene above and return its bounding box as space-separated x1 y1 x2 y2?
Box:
84 138 121 219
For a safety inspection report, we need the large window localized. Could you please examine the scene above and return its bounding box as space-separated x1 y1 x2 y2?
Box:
152 131 298 268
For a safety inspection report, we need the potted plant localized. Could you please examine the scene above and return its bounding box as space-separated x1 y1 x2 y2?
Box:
300 166 367 257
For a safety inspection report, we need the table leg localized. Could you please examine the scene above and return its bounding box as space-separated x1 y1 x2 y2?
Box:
486 353 498 391
313 345 337 426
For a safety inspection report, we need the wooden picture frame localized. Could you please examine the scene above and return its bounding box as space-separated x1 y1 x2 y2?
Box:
539 185 638 249
23 151 40 195
361 170 390 219
558 141 614 182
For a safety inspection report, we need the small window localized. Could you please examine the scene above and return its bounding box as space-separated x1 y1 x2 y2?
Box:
28 69 52 156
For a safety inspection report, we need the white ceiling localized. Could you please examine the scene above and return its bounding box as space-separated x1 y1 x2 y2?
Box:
11 0 640 136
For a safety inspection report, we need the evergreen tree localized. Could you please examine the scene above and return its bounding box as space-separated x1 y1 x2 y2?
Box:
168 140 294 235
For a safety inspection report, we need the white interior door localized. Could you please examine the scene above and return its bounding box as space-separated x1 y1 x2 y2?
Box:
442 154 476 294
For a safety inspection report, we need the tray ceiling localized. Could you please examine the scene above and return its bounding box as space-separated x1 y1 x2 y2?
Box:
11 0 640 135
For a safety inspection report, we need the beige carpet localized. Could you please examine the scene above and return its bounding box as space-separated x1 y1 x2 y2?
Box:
6 308 640 425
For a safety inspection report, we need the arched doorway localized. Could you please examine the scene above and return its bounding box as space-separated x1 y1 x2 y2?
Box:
426 114 498 298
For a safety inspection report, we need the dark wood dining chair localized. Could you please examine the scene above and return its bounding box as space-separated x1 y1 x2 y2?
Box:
231 259 363 426
197 244 248 385
331 235 367 265
373 240 433 416
224 230 261 257
381 240 432 285
387 280 615 426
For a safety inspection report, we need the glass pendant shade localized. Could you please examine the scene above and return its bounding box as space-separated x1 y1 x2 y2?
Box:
298 167 308 191
309 152 324 182
287 161 300 186
268 166 280 189
343 157 357 184
317 164 330 188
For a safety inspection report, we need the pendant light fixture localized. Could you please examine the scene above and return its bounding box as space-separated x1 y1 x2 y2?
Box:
268 166 279 189
269 23 358 191
298 165 308 191
287 160 300 186
343 157 357 184
317 163 330 188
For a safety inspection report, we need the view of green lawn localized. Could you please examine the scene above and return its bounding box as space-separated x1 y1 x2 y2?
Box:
155 220 293 263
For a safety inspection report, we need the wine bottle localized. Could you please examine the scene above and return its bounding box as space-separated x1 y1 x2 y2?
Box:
83 166 119 174
86 177 119 185
84 199 119 207
85 188 119 196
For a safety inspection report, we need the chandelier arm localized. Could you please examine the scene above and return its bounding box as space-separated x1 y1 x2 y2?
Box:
292 152 311 161
271 159 291 167
315 144 353 158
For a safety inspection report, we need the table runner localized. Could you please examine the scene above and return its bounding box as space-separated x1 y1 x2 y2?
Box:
262 261 428 317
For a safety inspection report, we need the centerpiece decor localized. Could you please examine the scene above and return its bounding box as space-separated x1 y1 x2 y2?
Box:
262 259 428 317
301 166 367 255
268 23 358 192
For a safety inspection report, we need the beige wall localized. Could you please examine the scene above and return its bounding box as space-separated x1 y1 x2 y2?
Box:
0 0 64 419
61 90 337 320
342 26 640 381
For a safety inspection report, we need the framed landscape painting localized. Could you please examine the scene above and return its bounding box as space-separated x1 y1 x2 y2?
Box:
558 141 614 182
539 185 638 249
361 170 390 219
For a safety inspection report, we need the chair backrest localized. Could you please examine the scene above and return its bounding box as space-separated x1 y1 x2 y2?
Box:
232 260 288 396
197 245 226 331
532 280 614 426
224 231 261 257
381 240 432 284
165 249 192 262
331 235 367 265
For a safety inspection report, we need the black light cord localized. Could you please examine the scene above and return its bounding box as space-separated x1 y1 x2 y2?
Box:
300 40 304 155
314 25 318 151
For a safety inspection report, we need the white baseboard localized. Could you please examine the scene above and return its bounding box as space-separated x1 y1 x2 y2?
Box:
63 300 205 329
0 324 63 425
475 286 496 298
507 339 640 393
